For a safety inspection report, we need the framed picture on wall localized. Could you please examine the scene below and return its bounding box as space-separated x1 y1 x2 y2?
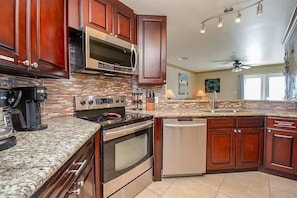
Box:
205 78 220 93
178 73 189 95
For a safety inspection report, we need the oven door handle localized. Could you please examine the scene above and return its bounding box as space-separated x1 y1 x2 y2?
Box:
103 120 153 142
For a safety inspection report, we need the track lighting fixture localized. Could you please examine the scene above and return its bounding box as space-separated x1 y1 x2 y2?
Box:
218 17 223 28
257 2 263 15
200 23 206 33
200 0 264 34
235 12 241 23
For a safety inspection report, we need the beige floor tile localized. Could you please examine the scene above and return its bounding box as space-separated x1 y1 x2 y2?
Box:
189 173 226 191
215 193 232 198
218 171 270 198
269 174 297 195
161 178 217 198
135 188 160 198
147 178 176 195
270 187 297 198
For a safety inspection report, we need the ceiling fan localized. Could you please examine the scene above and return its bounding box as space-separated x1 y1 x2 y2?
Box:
212 53 258 72
231 60 252 72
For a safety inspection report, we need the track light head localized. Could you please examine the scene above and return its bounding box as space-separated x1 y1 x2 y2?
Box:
200 23 206 33
218 17 223 28
235 12 241 23
257 2 263 15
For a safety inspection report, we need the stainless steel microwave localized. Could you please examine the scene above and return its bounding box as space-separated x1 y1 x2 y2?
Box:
69 26 138 75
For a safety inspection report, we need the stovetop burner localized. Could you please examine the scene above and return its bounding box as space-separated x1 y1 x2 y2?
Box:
74 96 153 130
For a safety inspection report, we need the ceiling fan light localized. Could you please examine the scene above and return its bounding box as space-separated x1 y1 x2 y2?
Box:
200 23 206 33
257 2 263 15
232 67 243 72
235 12 241 23
217 17 223 28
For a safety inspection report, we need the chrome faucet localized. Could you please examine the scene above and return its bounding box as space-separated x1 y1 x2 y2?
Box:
211 91 217 112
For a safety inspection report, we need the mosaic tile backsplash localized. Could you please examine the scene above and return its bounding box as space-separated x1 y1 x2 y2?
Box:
0 73 296 120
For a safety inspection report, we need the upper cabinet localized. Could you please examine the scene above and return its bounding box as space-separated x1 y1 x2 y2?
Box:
77 0 136 44
0 0 69 78
137 15 167 85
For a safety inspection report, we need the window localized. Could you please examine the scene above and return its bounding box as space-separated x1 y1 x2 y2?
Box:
241 73 285 100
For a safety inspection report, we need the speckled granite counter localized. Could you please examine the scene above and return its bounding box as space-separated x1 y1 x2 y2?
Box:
0 117 100 198
131 109 297 118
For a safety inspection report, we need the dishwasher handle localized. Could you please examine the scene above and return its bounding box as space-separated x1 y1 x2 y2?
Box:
164 123 206 128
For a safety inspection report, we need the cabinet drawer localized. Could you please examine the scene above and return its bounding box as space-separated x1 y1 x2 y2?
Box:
34 136 94 197
207 117 236 129
267 117 297 131
237 117 264 128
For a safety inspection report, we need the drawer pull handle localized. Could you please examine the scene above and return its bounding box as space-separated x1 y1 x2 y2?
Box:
68 159 87 176
274 121 296 128
274 134 293 139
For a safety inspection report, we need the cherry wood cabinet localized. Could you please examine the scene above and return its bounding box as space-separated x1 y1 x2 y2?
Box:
207 117 264 171
77 0 136 43
137 15 167 84
32 132 101 198
265 117 297 175
0 0 69 78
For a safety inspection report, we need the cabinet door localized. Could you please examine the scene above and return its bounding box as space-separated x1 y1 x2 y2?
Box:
236 128 264 168
265 129 297 174
207 129 236 170
81 0 112 33
0 0 27 68
137 15 167 84
68 0 80 29
30 0 69 78
112 0 136 43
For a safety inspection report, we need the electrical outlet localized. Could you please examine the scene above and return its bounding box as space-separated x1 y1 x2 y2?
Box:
155 96 159 103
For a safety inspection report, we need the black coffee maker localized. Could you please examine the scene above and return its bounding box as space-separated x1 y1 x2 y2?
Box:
8 86 48 131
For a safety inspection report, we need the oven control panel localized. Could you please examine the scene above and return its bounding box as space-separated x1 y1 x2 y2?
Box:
74 96 126 110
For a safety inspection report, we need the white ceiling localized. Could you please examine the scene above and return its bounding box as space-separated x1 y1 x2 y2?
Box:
120 0 297 72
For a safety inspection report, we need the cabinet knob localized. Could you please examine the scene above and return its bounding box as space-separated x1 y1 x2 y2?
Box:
69 188 81 195
31 62 38 68
77 180 84 187
114 35 118 38
267 129 271 133
19 60 30 66
110 33 113 36
237 130 241 133
234 129 237 133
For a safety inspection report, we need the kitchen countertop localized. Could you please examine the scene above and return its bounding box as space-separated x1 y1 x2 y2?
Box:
0 116 100 198
132 109 297 118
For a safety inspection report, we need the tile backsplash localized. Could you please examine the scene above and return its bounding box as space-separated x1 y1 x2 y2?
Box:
0 73 295 120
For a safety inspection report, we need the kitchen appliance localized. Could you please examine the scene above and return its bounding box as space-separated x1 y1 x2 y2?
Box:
0 88 16 151
69 26 138 75
74 95 153 198
8 86 48 131
162 118 207 177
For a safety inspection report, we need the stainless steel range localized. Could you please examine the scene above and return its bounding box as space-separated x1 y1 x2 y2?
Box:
74 96 153 198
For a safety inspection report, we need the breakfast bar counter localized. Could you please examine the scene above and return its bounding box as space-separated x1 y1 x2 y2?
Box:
0 116 100 198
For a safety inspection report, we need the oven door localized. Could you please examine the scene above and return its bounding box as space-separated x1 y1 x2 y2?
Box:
102 120 153 183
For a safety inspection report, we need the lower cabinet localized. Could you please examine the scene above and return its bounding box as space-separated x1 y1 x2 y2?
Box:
32 132 99 198
207 117 264 171
265 117 297 175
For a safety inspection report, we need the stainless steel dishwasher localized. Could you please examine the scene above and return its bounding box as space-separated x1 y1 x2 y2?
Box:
162 118 207 177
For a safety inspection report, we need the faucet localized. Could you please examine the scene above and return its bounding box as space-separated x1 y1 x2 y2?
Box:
211 91 217 112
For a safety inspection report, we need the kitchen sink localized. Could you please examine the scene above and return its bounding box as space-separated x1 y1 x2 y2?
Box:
199 109 244 113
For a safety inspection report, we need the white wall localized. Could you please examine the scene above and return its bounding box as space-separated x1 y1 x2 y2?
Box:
166 65 197 99
167 64 284 100
195 64 284 100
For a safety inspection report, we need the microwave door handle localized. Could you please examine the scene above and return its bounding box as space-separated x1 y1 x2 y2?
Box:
131 45 137 71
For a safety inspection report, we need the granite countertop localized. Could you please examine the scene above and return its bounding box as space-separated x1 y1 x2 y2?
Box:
132 109 297 118
0 116 100 198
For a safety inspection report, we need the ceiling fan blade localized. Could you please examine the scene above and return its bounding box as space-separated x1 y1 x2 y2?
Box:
241 66 251 69
211 59 233 64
